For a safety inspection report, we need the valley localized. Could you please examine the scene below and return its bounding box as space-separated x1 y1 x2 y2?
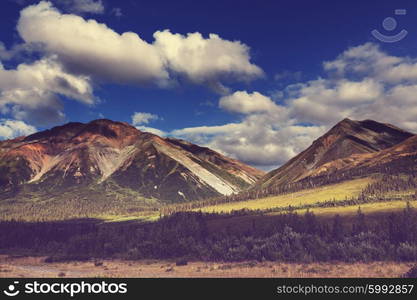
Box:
1 118 417 278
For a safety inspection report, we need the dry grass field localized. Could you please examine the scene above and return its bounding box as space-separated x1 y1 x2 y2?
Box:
196 178 373 214
290 200 416 217
0 255 414 278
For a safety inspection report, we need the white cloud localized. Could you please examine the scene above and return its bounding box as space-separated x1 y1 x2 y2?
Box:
0 56 94 125
0 57 93 104
0 40 43 61
0 1 263 142
153 30 263 85
324 42 417 84
211 124 326 167
16 1 262 89
131 112 160 125
173 90 323 167
0 119 37 139
136 126 166 137
17 1 169 86
173 112 326 168
172 43 417 169
172 123 242 144
219 91 280 114
323 43 402 77
0 42 8 60
288 78 383 125
131 112 164 136
288 44 417 130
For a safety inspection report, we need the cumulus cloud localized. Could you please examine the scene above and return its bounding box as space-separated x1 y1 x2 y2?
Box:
131 112 160 125
0 119 37 139
173 90 323 168
0 57 93 104
173 110 326 168
16 1 262 89
172 123 242 145
289 43 417 130
208 124 326 167
17 1 169 86
131 112 165 136
323 43 401 77
136 126 166 137
219 91 280 114
0 40 43 61
0 43 9 60
323 42 417 84
0 57 94 125
0 1 262 129
153 30 263 85
288 78 383 125
172 43 417 169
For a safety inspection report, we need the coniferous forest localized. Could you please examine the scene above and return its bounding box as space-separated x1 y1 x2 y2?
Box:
1 205 417 263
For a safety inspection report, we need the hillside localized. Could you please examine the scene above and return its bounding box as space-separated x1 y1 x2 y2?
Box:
310 135 417 178
167 119 417 219
195 178 373 214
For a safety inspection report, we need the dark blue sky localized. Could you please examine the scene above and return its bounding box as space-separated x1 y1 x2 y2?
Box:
1 0 417 168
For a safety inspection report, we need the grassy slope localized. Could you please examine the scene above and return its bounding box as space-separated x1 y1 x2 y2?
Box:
196 178 373 214
205 199 417 235
291 199 416 217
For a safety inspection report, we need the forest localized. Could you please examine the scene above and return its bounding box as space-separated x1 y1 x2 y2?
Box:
1 204 417 263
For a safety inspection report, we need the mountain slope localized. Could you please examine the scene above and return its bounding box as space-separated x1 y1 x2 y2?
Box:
311 134 417 177
256 118 414 189
0 119 264 203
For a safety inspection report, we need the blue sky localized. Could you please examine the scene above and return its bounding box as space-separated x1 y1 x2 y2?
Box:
1 0 417 170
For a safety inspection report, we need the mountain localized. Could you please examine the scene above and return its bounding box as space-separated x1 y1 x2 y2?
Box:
256 118 414 189
310 134 417 178
0 119 264 203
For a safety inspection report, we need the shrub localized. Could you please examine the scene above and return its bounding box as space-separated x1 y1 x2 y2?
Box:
94 261 103 267
397 243 417 261
176 258 188 266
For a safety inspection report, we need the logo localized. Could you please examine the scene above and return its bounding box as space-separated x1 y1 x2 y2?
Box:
3 281 20 297
372 9 408 43
3 281 127 297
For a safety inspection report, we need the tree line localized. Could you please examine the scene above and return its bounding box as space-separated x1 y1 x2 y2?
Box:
1 204 417 263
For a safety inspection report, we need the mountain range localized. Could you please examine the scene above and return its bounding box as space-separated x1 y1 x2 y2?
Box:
0 118 416 209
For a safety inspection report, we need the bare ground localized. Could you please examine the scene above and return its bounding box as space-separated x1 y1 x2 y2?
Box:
0 255 414 278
